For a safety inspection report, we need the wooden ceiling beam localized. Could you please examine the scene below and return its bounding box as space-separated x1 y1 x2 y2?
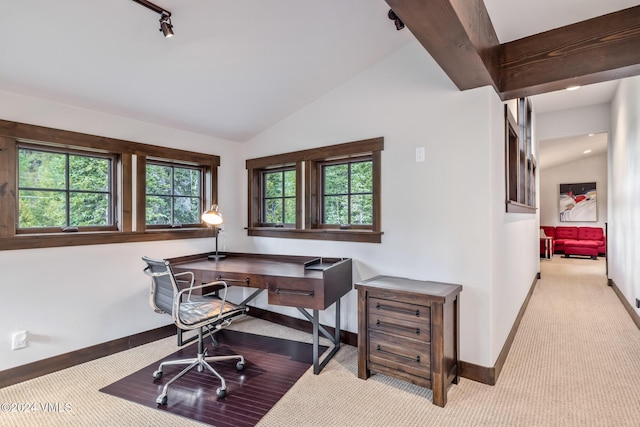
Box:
498 6 640 99
385 1 640 100
385 0 500 91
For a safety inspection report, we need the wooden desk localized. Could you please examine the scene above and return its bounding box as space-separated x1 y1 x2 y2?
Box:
168 252 352 374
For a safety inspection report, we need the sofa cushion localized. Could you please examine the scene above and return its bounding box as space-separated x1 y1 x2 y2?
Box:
578 227 604 241
555 226 578 239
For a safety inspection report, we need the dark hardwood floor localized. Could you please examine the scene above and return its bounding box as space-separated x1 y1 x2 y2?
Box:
100 330 326 427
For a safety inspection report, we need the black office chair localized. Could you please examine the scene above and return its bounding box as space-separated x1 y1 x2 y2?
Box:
142 256 248 404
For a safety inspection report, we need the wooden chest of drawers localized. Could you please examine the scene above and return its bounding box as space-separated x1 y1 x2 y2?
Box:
355 275 462 407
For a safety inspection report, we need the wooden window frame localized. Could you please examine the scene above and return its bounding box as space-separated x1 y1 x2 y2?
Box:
246 137 383 243
505 98 537 214
144 159 206 230
16 142 118 233
259 166 298 228
0 119 219 251
314 155 374 230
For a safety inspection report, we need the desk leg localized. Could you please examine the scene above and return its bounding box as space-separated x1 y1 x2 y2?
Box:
297 300 342 375
313 309 319 374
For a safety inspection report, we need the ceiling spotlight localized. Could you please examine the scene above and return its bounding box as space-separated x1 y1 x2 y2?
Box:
583 149 592 154
160 14 174 38
388 10 405 31
132 0 174 38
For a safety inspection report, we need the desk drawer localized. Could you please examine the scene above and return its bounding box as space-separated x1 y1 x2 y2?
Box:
268 279 323 309
369 331 430 379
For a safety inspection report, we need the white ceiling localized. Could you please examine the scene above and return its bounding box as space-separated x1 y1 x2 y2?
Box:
0 0 637 144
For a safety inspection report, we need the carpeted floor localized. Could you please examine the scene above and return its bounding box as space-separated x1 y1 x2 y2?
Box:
2 255 640 426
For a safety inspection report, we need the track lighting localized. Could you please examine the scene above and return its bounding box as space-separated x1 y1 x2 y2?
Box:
159 13 174 38
388 10 405 31
132 0 174 38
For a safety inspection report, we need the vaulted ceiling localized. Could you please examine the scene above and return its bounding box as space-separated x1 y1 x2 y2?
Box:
1 1 638 142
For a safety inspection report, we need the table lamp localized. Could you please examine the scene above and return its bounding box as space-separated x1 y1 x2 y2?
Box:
201 204 226 260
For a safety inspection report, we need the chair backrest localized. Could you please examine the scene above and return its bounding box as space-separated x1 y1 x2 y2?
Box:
142 256 178 315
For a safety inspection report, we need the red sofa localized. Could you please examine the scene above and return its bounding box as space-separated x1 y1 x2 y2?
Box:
540 226 606 259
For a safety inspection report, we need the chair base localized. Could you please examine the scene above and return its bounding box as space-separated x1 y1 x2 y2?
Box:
153 351 245 405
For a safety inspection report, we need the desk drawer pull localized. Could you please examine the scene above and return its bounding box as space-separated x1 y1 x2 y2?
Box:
376 319 420 335
275 288 315 297
376 302 420 317
376 345 420 363
217 276 250 284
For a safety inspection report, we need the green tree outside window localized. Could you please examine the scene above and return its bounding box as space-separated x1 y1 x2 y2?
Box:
146 163 201 226
18 148 112 228
263 169 296 224
323 160 372 225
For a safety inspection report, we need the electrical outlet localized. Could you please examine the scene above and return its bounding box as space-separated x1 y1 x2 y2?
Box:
415 147 425 162
11 330 28 350
636 298 640 309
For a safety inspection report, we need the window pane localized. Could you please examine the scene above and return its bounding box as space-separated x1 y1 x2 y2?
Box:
264 171 283 197
146 164 172 195
18 149 66 190
174 167 200 197
284 170 296 197
323 195 348 224
146 195 171 225
324 164 348 195
69 155 110 191
174 196 200 224
264 199 282 223
70 193 109 226
350 194 373 224
18 190 66 228
284 197 296 224
350 161 372 193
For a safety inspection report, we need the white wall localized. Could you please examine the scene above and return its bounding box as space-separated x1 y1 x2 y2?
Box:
609 76 640 314
0 90 244 371
238 41 538 368
539 153 608 228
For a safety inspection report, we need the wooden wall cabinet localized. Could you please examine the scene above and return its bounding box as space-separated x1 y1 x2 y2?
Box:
355 275 462 407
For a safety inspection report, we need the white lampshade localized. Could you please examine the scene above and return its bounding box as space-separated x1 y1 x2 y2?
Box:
202 205 223 226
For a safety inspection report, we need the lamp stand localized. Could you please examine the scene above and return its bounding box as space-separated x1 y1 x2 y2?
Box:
207 227 226 260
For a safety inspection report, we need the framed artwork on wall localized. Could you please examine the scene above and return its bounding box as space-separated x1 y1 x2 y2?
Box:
559 182 597 222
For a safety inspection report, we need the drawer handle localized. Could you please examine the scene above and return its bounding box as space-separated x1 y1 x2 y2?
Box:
217 276 250 284
376 302 420 317
275 288 315 297
376 345 420 363
376 319 420 335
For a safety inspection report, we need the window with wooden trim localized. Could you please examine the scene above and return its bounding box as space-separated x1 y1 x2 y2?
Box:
17 143 116 232
505 97 536 213
261 167 297 226
0 119 220 251
145 161 204 228
246 137 383 243
319 157 373 228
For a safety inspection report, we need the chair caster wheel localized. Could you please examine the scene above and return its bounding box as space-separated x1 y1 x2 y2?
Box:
156 394 168 405
216 388 227 398
236 362 245 371
153 370 163 380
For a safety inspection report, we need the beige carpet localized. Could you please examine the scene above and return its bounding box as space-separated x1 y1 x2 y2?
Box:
2 255 640 426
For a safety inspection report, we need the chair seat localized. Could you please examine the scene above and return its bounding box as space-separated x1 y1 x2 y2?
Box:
179 298 245 327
